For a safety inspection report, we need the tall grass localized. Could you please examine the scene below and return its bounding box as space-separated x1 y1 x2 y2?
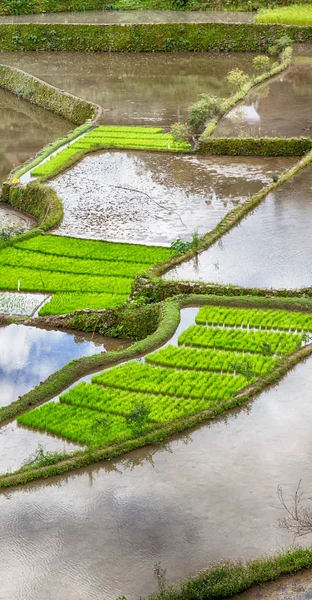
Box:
255 5 312 25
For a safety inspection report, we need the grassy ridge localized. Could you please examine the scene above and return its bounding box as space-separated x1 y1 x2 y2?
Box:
255 5 312 25
30 126 191 179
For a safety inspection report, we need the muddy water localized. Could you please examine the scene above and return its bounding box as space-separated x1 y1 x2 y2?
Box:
164 163 312 288
0 10 254 24
0 88 71 183
0 204 35 234
0 292 47 316
0 324 130 407
1 353 312 599
238 568 312 600
0 51 258 127
214 45 312 138
51 150 293 245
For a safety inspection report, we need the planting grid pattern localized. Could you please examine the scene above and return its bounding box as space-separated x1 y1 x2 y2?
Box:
17 305 308 448
0 234 172 314
30 126 191 178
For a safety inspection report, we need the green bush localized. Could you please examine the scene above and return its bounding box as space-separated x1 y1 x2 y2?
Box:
226 68 250 90
188 95 222 135
253 55 271 71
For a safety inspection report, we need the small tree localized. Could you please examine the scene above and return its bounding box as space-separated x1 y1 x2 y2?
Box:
253 55 271 72
226 68 249 90
188 94 222 135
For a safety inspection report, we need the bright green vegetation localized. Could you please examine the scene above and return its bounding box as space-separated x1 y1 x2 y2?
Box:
179 325 303 354
38 292 128 315
30 126 191 178
93 362 250 400
0 235 172 314
146 345 277 374
255 4 312 25
60 382 209 424
15 304 308 454
18 402 145 447
196 305 312 331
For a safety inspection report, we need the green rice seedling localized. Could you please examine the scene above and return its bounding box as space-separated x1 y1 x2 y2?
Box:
146 345 277 375
16 235 172 264
17 403 147 448
0 248 149 279
38 292 128 316
196 305 312 332
60 382 211 424
92 362 250 401
179 325 303 355
255 5 312 26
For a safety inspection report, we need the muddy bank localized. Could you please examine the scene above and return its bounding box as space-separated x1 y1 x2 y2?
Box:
0 204 35 234
164 162 312 288
51 150 293 245
237 567 312 600
0 51 258 127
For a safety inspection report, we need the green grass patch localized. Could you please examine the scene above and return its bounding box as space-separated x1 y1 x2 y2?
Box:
255 5 312 25
30 126 191 179
0 235 172 313
179 325 303 354
196 305 312 331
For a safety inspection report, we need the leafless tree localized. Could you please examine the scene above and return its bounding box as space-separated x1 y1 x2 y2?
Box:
278 480 312 537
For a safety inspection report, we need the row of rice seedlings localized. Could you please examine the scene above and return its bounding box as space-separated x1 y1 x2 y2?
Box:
16 235 172 264
146 345 277 375
196 305 312 332
60 382 211 424
38 292 128 316
0 265 133 294
93 362 250 401
17 403 142 447
0 248 149 279
179 325 303 355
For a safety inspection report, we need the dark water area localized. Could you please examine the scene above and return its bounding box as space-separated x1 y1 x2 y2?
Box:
164 163 312 288
0 88 71 183
0 9 253 24
1 351 312 599
0 51 259 127
51 150 294 245
0 323 130 407
213 44 312 138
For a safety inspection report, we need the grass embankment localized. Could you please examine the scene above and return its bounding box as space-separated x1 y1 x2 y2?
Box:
30 126 191 179
0 234 172 314
17 304 309 448
255 5 312 25
144 547 312 600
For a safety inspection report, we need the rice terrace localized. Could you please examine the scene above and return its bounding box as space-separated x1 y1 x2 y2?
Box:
2 1 312 598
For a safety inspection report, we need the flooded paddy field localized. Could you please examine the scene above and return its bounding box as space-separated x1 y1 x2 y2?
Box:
51 150 294 245
0 205 35 235
164 163 312 288
0 51 259 127
237 568 312 600
213 45 312 138
1 352 312 599
0 323 129 407
0 88 71 183
0 292 47 316
0 10 254 24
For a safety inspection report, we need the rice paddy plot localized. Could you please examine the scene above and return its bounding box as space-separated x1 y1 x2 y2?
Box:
0 234 171 314
196 305 312 332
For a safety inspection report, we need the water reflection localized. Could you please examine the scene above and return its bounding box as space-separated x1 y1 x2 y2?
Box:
0 88 71 183
2 357 312 599
0 292 46 316
0 205 35 235
51 150 294 244
214 45 312 138
164 164 312 288
0 324 128 407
